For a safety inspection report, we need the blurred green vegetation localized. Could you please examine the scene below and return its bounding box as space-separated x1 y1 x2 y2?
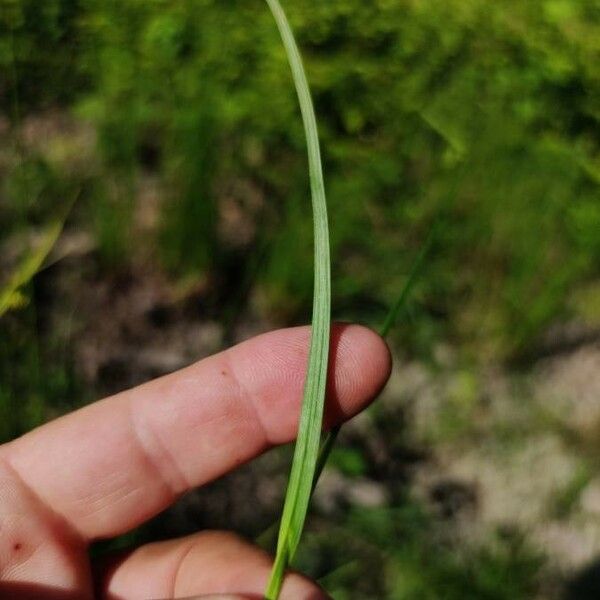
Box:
3 0 599 356
297 505 544 600
1 0 599 596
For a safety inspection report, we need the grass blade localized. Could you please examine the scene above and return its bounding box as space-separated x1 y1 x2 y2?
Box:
379 222 437 338
0 197 76 318
312 223 437 496
264 0 331 597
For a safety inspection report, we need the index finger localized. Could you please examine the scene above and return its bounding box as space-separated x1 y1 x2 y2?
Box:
3 324 391 540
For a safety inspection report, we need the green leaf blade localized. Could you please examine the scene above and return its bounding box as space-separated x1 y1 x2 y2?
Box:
264 0 331 597
0 219 65 318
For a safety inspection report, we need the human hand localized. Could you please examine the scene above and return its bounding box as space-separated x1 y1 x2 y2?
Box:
0 324 390 599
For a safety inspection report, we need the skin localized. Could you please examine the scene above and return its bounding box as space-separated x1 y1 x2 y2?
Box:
0 324 391 599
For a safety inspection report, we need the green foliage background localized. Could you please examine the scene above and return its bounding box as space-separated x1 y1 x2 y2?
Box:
1 0 599 597
4 0 600 357
79 0 600 358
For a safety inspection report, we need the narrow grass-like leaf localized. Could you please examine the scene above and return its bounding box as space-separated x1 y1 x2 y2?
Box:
312 223 437 496
0 197 76 318
264 0 331 598
379 222 437 338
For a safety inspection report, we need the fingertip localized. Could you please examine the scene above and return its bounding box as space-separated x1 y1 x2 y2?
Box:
280 573 332 600
228 323 391 444
325 323 392 426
